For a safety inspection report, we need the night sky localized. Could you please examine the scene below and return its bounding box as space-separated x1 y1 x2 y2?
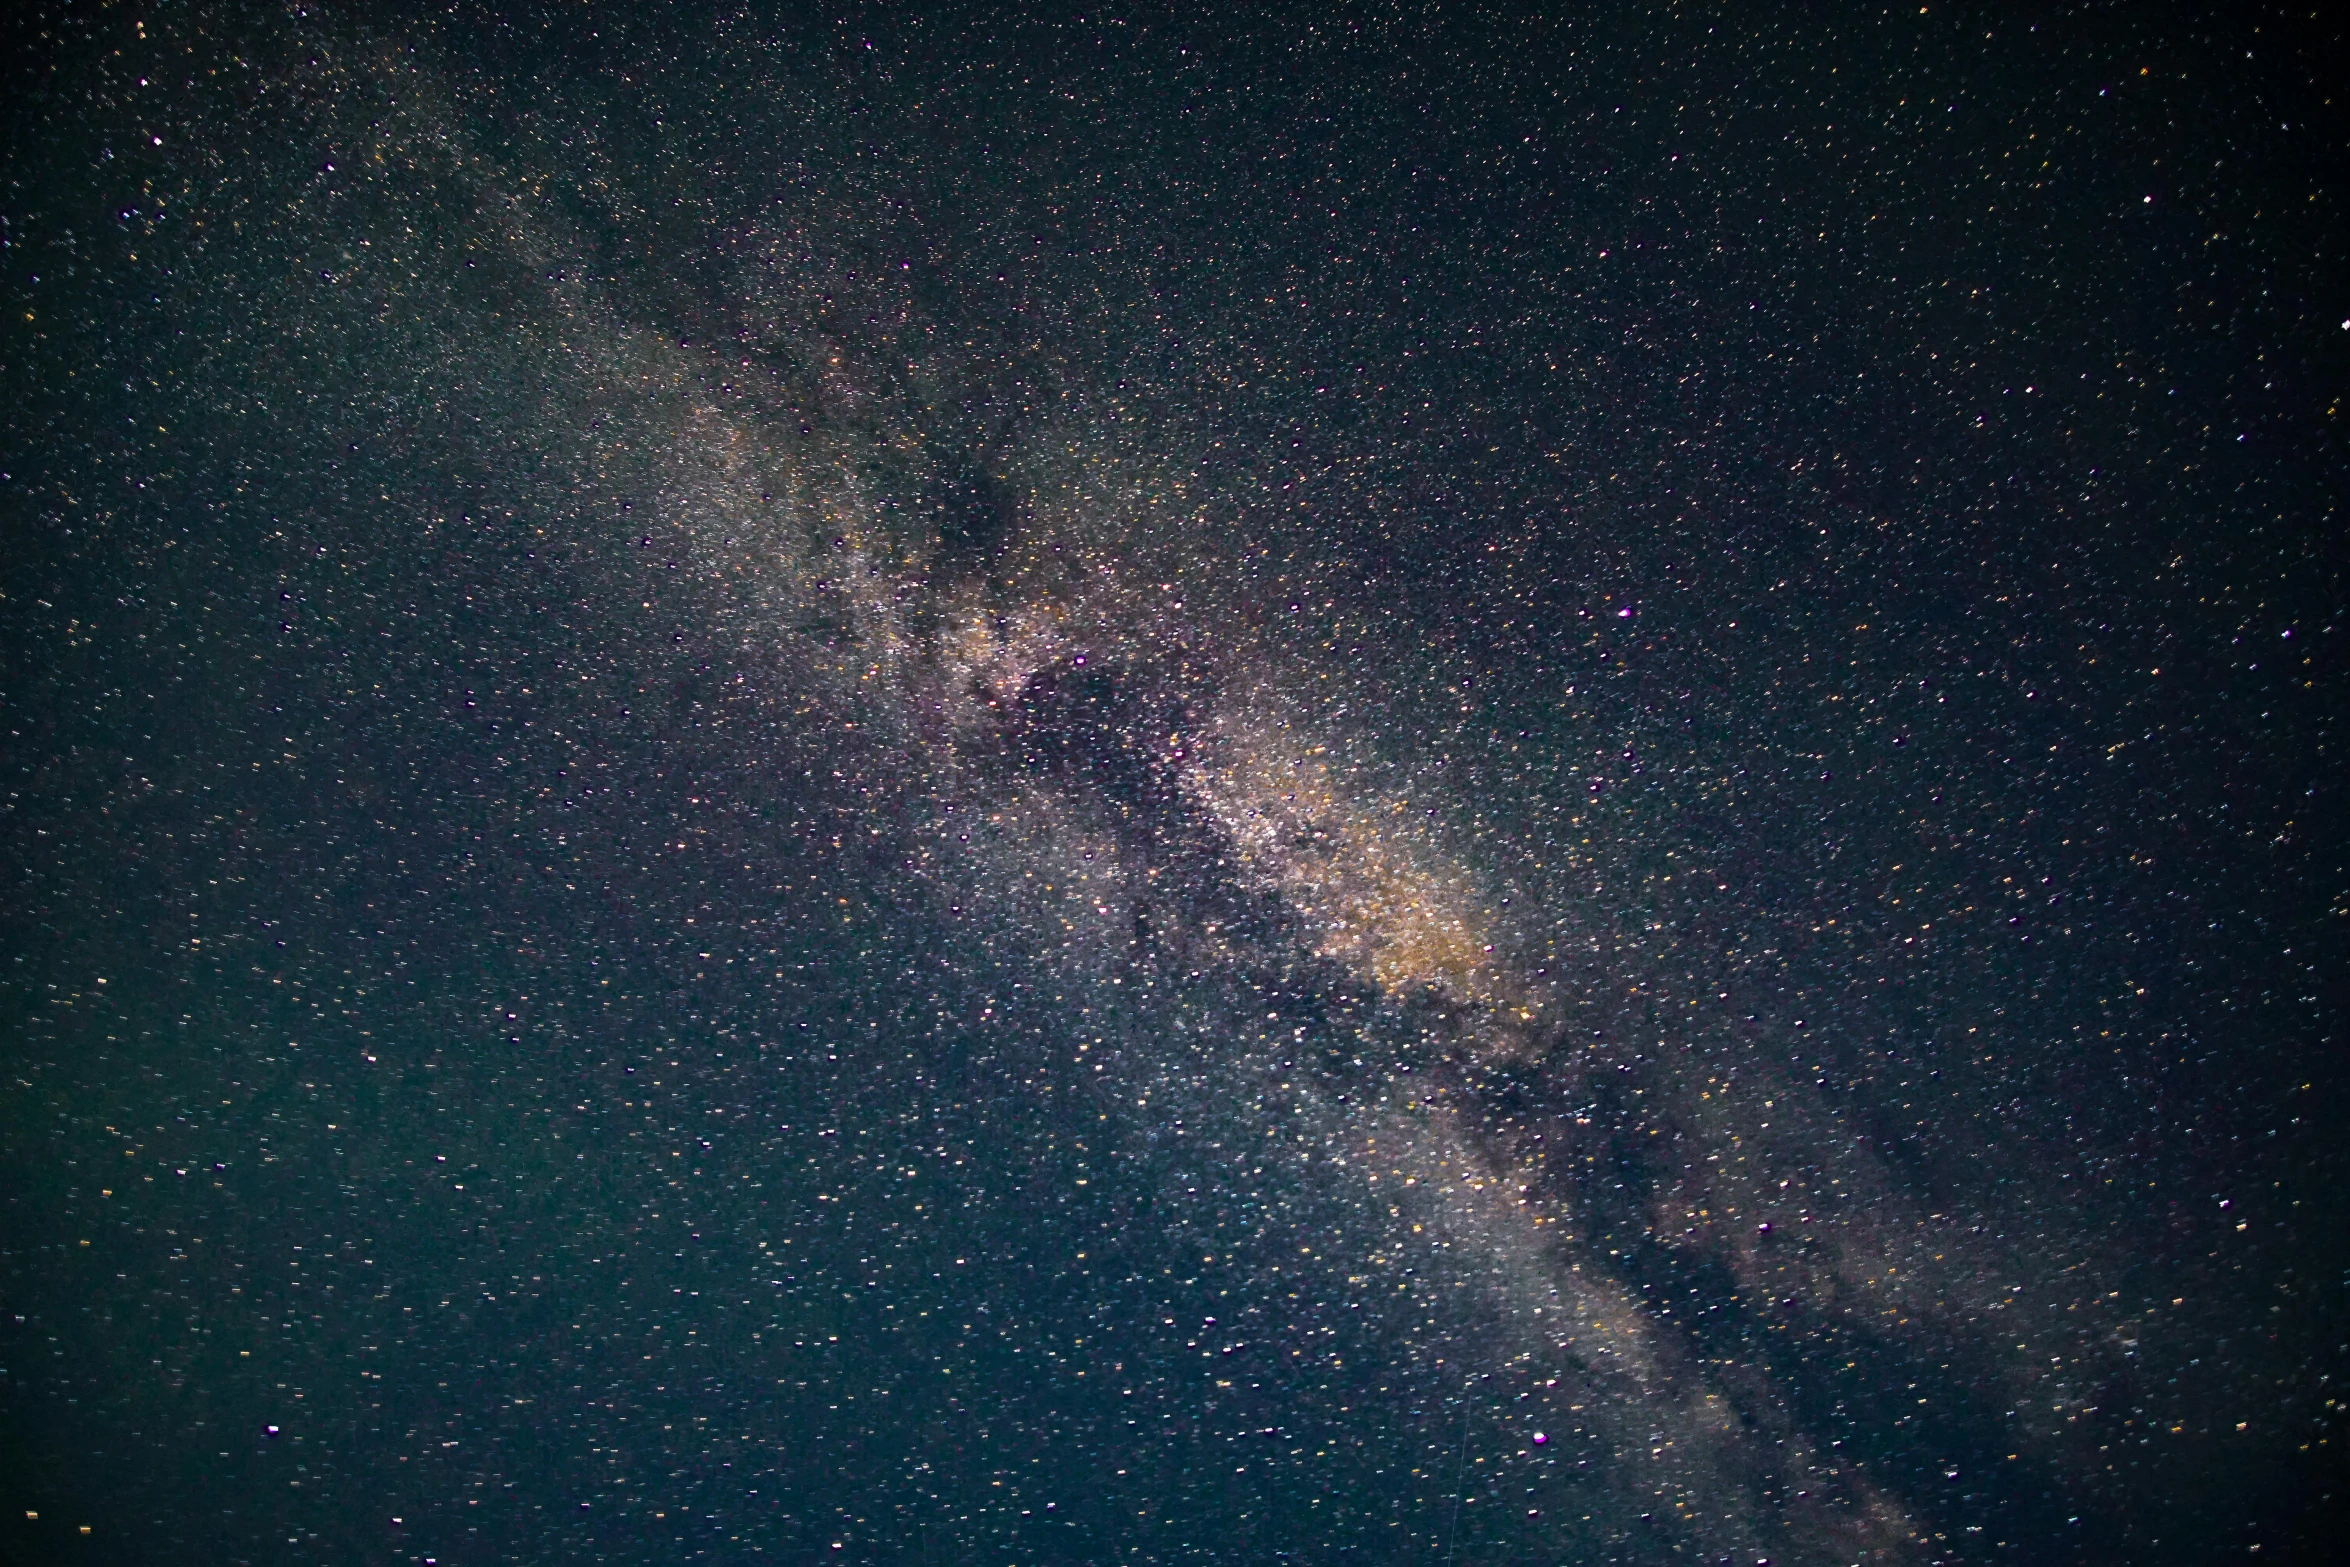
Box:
4 4 2346 1564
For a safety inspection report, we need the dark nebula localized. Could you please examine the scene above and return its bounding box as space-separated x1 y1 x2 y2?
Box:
4 4 2345 1565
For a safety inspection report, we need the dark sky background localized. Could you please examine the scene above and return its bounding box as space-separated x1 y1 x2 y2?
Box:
3 3 2345 1565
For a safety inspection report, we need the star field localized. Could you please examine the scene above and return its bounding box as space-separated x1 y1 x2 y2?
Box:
3 4 2345 1565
